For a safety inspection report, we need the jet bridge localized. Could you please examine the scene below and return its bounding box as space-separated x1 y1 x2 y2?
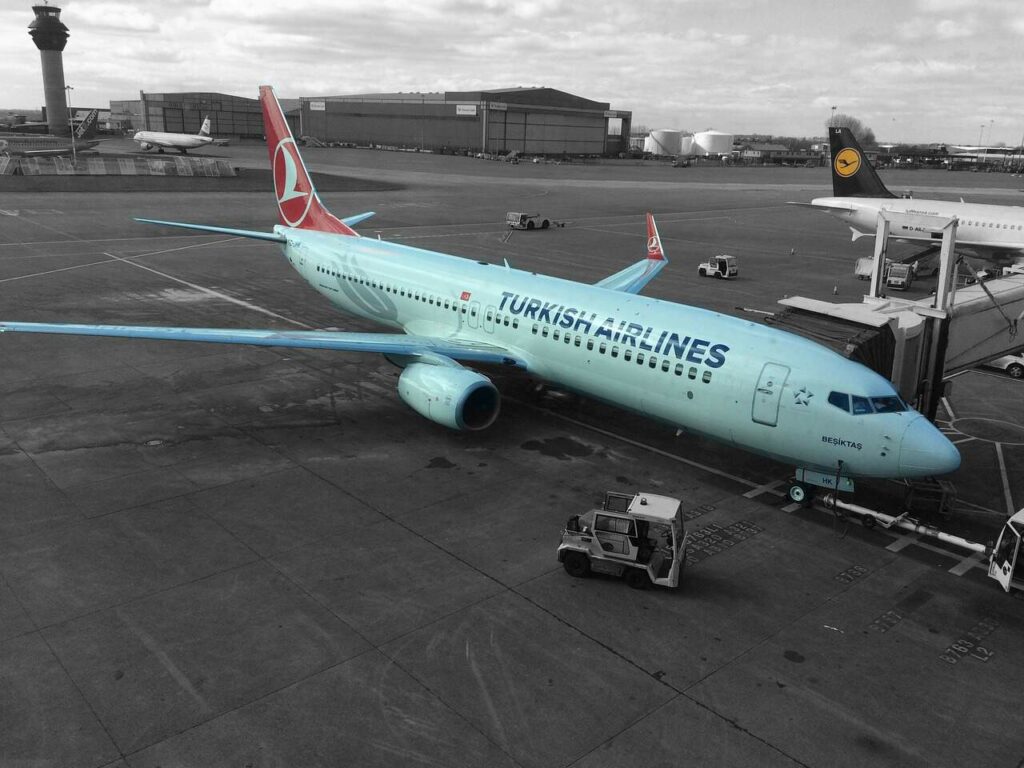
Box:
770 210 1024 419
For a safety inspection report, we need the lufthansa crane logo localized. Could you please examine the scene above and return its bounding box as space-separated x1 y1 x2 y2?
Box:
273 137 313 227
834 148 861 178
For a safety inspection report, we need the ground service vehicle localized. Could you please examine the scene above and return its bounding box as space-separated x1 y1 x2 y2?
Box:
558 491 688 588
885 262 914 290
984 352 1024 378
698 254 738 279
506 212 550 230
989 508 1024 592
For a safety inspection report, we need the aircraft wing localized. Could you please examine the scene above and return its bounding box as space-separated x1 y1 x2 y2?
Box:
0 322 528 367
594 212 667 294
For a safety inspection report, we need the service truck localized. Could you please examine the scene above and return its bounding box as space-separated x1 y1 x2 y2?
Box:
558 491 688 588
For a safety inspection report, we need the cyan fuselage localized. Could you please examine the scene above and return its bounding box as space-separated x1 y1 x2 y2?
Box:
279 226 960 480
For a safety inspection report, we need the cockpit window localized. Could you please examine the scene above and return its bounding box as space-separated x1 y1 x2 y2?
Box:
871 396 907 413
851 395 873 415
828 392 850 412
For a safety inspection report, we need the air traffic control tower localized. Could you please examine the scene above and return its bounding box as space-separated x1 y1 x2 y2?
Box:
28 3 70 136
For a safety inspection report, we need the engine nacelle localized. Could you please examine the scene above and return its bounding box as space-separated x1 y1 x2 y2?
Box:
397 362 500 431
138 141 152 151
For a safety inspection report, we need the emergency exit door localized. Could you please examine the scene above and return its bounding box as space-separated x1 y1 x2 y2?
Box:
752 362 790 426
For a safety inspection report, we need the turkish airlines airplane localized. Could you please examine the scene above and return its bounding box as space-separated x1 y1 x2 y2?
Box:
133 116 213 154
804 127 1024 264
0 86 961 502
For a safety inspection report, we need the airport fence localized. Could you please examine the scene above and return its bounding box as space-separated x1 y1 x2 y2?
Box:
11 157 237 177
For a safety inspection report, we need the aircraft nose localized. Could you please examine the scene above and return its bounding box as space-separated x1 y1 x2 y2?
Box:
898 417 960 477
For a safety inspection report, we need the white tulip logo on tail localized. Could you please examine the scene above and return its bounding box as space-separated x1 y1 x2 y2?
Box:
273 137 313 227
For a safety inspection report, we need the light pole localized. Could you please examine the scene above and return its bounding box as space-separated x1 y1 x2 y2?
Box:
978 123 985 146
65 84 76 165
830 105 837 127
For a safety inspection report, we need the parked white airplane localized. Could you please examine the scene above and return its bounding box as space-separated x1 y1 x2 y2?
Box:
133 116 213 154
801 127 1024 264
0 86 961 502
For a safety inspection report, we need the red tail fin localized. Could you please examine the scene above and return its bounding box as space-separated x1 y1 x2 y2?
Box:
258 85 357 236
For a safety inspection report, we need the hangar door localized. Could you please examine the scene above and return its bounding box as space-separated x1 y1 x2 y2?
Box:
752 363 790 426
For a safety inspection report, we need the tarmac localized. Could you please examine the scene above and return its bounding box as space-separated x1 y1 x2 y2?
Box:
1 140 1023 767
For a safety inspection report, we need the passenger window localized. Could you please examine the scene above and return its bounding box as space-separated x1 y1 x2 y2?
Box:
688 367 697 380
553 330 560 341
542 327 549 338
624 350 632 362
851 395 873 414
661 360 670 372
532 324 538 335
828 392 850 412
512 319 519 329
649 357 657 369
587 340 594 351
637 353 645 365
611 346 619 358
599 342 607 354
675 363 684 376
574 336 581 347
702 370 712 383
564 334 571 344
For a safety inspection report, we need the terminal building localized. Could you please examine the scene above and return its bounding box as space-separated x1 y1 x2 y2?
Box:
298 87 631 156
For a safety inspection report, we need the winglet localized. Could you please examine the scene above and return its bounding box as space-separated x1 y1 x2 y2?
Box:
259 84 358 237
646 211 666 261
593 212 668 294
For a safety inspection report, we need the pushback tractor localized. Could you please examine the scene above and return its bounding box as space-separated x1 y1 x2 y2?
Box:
558 491 689 589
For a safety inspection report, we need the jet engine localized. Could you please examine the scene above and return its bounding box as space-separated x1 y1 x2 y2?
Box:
138 142 152 151
397 362 500 431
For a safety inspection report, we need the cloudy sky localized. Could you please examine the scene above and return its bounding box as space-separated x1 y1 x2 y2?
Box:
2 0 1021 144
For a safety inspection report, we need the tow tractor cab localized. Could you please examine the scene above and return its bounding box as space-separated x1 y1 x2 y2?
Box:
506 211 550 230
989 508 1024 593
698 254 738 279
558 491 688 589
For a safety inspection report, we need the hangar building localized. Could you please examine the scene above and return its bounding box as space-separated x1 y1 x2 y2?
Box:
299 87 631 157
135 91 299 138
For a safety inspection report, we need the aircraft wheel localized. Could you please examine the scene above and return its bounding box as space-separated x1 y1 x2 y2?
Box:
624 568 649 589
788 482 812 504
1007 363 1024 379
562 552 590 578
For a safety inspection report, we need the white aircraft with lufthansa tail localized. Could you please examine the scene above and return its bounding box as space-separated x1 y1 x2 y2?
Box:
802 126 1024 265
0 86 961 502
133 116 214 154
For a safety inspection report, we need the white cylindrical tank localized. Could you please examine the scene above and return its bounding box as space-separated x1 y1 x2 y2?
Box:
694 130 733 156
643 135 656 154
679 135 694 156
648 129 681 156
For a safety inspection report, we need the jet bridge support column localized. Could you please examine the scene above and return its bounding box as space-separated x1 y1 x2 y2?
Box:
868 213 891 298
917 218 958 421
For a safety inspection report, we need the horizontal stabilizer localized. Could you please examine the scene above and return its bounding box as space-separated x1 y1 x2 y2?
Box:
0 322 528 368
134 217 286 243
342 212 376 228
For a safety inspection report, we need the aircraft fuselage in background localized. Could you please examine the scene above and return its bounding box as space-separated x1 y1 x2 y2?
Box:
807 127 1024 264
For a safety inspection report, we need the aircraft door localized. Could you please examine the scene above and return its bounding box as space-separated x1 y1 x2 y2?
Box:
483 305 496 334
752 362 790 427
467 301 481 330
988 521 1021 592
